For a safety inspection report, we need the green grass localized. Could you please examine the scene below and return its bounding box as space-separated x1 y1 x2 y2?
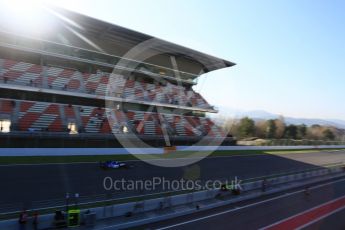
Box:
0 148 344 165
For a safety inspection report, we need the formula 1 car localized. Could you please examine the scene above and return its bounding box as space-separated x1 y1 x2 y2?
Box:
99 160 129 169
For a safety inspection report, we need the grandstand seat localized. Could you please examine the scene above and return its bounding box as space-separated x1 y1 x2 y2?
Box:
0 98 225 137
0 100 15 114
18 102 62 132
1 58 214 109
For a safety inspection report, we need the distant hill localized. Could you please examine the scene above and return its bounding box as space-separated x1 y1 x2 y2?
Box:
214 107 345 129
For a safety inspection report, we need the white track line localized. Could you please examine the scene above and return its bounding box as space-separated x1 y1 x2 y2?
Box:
296 205 345 230
260 194 345 229
153 177 345 230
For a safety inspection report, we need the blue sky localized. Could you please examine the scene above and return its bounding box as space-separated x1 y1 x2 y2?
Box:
19 0 345 119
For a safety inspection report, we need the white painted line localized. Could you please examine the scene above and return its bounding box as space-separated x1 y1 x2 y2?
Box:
259 194 345 230
154 177 345 230
296 205 345 230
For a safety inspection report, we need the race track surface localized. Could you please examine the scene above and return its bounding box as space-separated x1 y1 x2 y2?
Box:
0 150 344 213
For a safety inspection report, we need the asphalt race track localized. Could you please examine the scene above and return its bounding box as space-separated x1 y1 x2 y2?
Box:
0 150 345 213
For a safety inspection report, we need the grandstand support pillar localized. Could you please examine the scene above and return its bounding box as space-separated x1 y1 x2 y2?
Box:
157 108 171 146
170 56 180 79
76 72 86 93
58 104 67 128
42 66 48 88
11 100 21 127
73 106 83 131
0 59 3 74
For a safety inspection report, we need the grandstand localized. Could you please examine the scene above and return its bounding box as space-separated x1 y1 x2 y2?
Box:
0 6 236 148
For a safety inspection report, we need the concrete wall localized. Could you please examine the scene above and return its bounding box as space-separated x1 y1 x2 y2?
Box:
0 148 163 156
0 145 344 156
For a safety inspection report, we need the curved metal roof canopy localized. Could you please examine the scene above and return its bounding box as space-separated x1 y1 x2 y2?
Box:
0 4 236 76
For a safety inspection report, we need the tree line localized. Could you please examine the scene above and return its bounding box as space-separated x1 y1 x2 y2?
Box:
224 116 344 141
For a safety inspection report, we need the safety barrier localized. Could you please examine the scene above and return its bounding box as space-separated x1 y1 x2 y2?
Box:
0 145 344 156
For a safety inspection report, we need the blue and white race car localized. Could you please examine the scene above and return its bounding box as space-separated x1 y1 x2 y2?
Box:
99 160 129 169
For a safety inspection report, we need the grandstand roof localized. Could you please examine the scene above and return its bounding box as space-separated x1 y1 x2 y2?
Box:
0 5 235 75
60 8 235 72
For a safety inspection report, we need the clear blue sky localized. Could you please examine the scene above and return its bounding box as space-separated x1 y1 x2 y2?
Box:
21 0 345 119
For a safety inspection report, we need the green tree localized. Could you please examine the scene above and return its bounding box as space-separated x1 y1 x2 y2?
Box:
297 124 307 139
265 119 277 139
323 129 335 140
284 124 298 139
238 117 255 138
